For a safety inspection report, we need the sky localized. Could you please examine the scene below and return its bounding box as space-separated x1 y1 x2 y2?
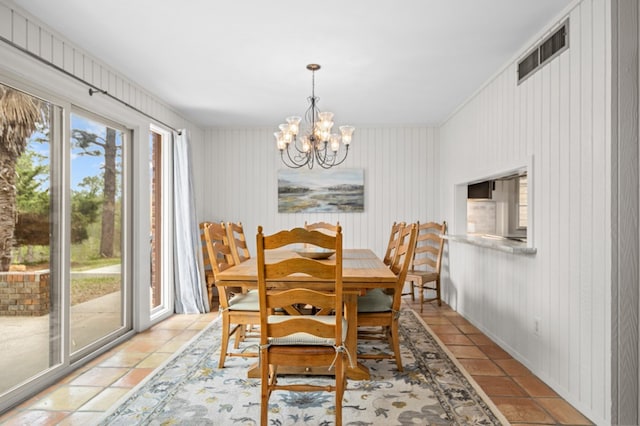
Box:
70 114 119 190
25 113 123 191
278 168 363 189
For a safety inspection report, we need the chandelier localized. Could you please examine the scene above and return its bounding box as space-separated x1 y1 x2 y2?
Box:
274 64 354 169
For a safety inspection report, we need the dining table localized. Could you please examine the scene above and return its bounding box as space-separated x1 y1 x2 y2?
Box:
214 248 397 380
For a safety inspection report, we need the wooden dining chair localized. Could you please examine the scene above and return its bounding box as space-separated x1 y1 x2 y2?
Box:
304 220 340 235
382 221 405 267
226 221 259 335
202 222 259 368
406 221 447 311
226 221 251 265
256 226 348 426
199 221 217 309
356 223 417 371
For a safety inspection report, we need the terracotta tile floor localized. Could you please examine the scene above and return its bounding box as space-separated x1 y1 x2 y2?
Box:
407 299 593 426
0 300 593 425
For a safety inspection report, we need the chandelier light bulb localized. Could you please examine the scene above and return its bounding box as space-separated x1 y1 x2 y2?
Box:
318 112 334 131
330 134 341 152
321 129 331 142
302 136 311 153
339 125 355 145
274 132 286 150
286 116 301 135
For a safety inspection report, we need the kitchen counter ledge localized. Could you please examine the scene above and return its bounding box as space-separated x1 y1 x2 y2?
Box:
445 234 537 255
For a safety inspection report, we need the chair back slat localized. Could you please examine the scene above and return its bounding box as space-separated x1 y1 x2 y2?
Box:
266 258 337 279
226 221 251 264
304 221 340 235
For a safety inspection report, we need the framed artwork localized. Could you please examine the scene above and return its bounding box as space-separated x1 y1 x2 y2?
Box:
278 168 364 213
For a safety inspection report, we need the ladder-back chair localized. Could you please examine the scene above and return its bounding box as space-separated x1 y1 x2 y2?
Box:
202 222 259 368
199 221 217 308
356 223 417 371
406 221 447 311
256 226 348 426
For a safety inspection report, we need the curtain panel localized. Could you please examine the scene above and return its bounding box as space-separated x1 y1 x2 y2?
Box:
173 130 208 313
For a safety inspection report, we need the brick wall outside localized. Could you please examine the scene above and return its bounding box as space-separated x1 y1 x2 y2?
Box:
0 271 50 316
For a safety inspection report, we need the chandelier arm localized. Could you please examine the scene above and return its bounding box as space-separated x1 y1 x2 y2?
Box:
332 148 350 167
281 149 309 169
314 142 331 166
289 136 308 155
318 146 349 169
291 146 312 167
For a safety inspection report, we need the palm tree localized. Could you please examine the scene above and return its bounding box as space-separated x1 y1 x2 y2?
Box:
0 85 44 271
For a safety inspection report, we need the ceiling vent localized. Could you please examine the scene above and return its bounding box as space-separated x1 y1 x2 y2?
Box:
518 19 569 84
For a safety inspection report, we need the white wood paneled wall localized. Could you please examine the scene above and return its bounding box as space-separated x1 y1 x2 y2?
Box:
439 0 610 424
195 126 439 259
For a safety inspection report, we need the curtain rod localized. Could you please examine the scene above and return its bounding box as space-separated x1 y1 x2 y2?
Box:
0 34 181 135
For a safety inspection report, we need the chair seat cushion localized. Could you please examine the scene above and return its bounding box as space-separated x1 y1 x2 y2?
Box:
357 288 392 313
267 315 348 346
228 290 259 311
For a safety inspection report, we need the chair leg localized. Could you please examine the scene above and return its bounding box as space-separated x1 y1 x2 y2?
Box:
436 277 442 306
410 281 415 301
390 318 403 372
419 284 425 313
207 283 216 310
260 352 271 426
335 354 344 426
233 324 246 349
218 313 231 368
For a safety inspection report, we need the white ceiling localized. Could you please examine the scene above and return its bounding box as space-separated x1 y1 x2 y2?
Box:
13 0 572 128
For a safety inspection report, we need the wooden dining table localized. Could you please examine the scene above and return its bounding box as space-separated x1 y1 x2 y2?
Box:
214 248 397 380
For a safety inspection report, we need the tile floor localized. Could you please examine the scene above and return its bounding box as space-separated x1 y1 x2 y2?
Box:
0 299 593 425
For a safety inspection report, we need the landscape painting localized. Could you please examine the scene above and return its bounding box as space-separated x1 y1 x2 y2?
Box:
278 168 364 213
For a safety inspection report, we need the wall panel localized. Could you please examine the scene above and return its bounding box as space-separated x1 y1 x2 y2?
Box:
438 1 610 423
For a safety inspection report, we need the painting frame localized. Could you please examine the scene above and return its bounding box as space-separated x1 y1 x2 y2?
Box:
278 168 364 213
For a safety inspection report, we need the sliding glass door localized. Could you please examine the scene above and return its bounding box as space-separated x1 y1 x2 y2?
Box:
0 83 132 409
69 111 130 358
0 83 60 395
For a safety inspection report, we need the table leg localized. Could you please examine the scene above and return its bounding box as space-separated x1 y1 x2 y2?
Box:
344 292 370 380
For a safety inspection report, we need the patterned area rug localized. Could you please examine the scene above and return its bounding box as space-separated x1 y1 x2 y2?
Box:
100 310 508 425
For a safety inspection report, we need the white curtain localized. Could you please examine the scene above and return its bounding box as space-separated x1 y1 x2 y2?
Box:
173 130 208 313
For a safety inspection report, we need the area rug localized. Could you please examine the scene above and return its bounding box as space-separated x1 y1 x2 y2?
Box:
99 310 508 425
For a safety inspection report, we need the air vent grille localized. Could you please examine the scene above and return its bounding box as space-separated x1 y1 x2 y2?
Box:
540 25 567 63
518 19 569 84
518 50 539 82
